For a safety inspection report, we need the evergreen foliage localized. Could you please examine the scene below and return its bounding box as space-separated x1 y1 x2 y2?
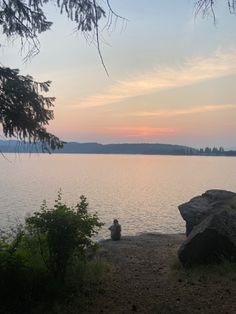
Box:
0 0 110 149
0 67 63 150
195 0 236 18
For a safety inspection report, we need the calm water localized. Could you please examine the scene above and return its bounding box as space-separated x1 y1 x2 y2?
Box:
0 154 235 239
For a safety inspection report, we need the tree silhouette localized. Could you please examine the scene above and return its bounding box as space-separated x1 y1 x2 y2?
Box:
0 67 62 150
0 0 123 150
195 0 236 21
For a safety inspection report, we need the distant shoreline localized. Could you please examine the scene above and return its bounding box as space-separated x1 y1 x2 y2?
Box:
1 140 236 156
1 151 236 157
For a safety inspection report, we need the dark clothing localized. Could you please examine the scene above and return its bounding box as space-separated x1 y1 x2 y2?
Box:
109 223 121 241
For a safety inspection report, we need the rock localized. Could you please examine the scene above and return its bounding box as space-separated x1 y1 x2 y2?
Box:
178 190 236 236
178 208 236 266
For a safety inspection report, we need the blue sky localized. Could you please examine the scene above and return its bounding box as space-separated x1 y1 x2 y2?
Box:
1 0 236 147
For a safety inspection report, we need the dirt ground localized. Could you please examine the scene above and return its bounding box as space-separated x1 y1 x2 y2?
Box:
85 233 236 314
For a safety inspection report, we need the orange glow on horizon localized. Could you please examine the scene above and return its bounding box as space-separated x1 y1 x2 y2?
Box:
104 127 175 139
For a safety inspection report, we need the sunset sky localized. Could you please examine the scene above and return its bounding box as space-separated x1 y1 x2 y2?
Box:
1 0 236 148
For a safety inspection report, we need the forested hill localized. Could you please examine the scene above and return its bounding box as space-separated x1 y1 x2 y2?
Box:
54 142 198 155
0 140 236 156
0 140 197 155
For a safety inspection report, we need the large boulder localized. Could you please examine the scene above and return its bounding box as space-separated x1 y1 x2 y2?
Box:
178 190 236 236
178 206 236 266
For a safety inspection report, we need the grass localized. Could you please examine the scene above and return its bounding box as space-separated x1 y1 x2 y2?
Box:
0 249 108 314
44 257 109 314
170 256 236 284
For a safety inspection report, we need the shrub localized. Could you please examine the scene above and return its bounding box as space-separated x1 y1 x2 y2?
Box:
26 193 103 281
0 193 103 313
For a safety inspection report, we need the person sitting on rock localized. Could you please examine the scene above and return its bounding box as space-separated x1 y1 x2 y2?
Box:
109 219 121 241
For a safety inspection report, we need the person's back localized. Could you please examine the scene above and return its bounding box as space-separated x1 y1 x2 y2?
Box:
109 219 121 241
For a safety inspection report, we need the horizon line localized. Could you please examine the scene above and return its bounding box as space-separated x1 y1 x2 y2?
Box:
0 139 235 150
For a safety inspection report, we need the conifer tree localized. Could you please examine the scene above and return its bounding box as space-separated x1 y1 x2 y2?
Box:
0 0 117 149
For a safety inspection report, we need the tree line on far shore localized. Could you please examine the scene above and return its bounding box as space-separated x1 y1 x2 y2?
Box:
186 146 236 156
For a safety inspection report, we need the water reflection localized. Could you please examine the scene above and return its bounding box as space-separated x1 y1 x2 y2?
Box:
0 154 235 239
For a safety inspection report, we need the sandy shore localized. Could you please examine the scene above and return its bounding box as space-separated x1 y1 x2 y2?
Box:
85 233 236 314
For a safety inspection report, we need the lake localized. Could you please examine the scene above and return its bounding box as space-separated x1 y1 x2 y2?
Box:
0 154 235 239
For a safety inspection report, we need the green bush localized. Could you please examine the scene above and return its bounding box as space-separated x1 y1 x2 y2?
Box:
0 193 104 313
26 192 103 281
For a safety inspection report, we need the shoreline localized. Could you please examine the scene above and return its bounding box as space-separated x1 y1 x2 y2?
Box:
96 231 186 243
99 231 186 241
2 152 236 157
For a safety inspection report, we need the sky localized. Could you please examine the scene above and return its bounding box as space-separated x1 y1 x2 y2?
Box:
1 0 236 148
